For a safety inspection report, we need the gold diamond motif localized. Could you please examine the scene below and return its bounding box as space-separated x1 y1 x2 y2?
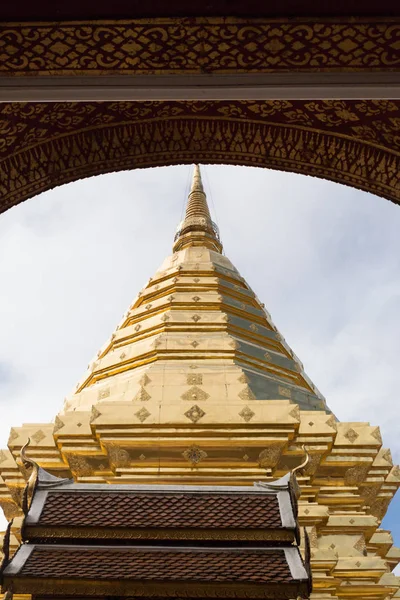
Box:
31 429 46 444
135 387 151 402
185 405 205 423
120 352 126 360
139 374 151 386
371 427 382 443
98 387 110 400
145 303 152 310
139 454 146 461
238 373 249 384
239 406 255 422
90 407 101 423
167 295 174 302
0 450 7 464
187 374 203 385
192 314 201 322
134 324 141 332
345 428 359 443
135 407 150 423
193 278 200 283
54 416 65 433
278 386 291 399
182 445 207 464
264 352 272 361
181 386 209 402
249 323 259 332
325 415 337 431
191 340 199 348
192 296 201 302
238 386 255 401
161 314 170 322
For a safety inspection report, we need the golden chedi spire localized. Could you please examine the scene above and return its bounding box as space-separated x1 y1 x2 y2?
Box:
1 168 400 600
173 165 222 253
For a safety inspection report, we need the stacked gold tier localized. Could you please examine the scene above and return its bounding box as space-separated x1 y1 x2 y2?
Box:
1 167 399 600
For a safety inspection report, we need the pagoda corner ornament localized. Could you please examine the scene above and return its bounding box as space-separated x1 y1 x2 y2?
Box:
0 165 399 600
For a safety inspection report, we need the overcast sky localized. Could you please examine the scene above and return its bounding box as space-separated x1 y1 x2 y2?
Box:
0 165 399 550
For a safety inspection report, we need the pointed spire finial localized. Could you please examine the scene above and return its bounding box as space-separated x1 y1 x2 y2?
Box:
173 165 222 253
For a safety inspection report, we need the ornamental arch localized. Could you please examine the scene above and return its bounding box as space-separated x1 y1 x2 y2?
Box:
0 9 399 212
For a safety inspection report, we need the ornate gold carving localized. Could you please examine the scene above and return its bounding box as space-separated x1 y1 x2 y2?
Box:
0 20 399 78
238 373 249 384
66 454 92 477
181 386 209 402
239 406 255 422
106 445 130 466
278 386 291 399
344 428 359 443
135 387 151 402
184 405 205 423
249 323 259 332
345 464 370 485
182 445 207 465
135 407 150 423
2 100 400 214
264 352 272 361
258 445 283 468
289 406 300 420
187 374 203 385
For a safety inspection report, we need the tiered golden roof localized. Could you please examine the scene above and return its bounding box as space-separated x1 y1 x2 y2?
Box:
0 166 399 600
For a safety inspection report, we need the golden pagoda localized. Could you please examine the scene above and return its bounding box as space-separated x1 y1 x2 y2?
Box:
1 166 400 600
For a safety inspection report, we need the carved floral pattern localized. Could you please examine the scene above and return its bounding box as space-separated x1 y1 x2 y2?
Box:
0 20 399 75
0 99 399 213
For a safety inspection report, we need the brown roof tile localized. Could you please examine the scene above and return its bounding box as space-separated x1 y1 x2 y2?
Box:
37 492 283 529
19 546 294 584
